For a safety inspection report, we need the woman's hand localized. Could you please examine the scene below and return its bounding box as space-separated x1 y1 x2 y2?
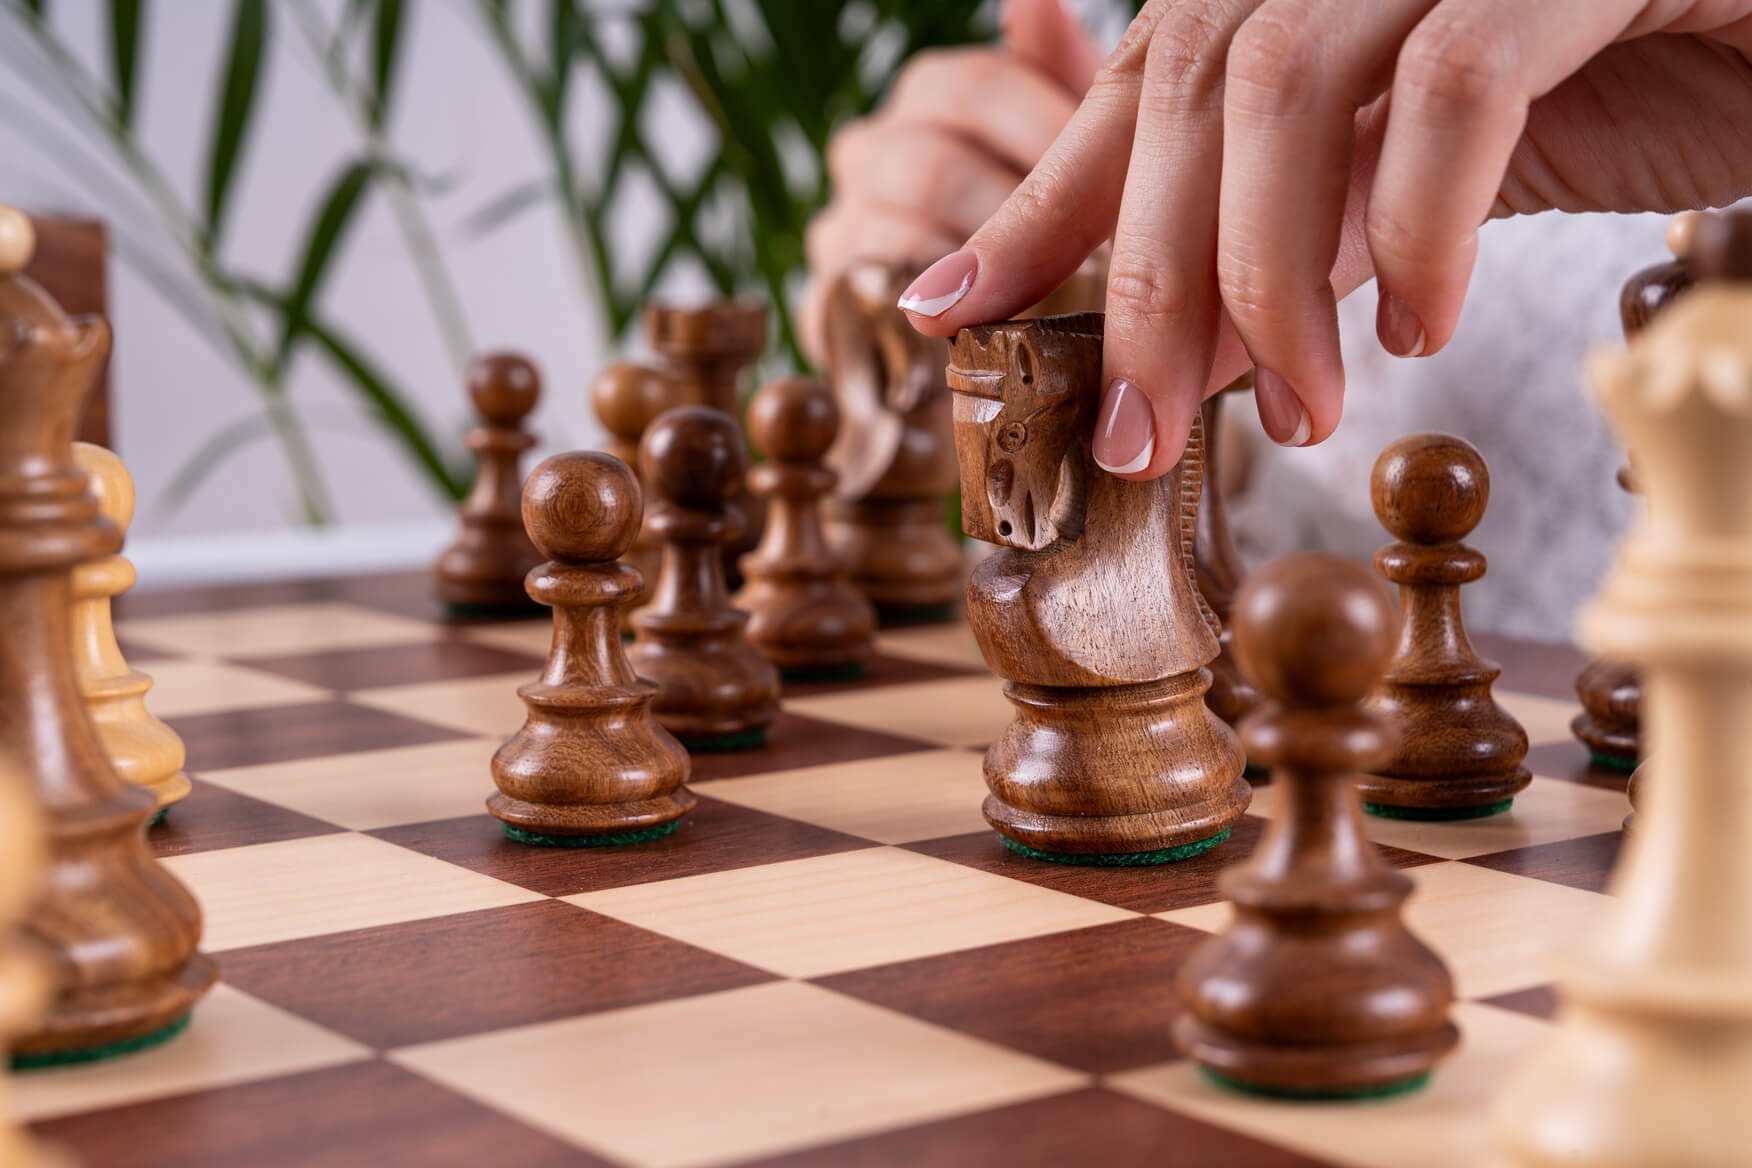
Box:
899 0 1752 476
798 0 1101 362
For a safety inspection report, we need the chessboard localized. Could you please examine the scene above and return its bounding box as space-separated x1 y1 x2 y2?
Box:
15 568 1624 1168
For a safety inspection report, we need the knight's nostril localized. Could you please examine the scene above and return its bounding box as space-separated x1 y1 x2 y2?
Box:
988 459 1014 506
997 520 1013 538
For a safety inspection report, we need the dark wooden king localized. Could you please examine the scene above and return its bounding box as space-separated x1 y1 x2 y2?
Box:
0 210 216 1063
946 314 1249 863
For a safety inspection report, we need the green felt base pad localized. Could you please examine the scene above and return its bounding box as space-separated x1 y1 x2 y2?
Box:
148 806 168 828
1002 827 1231 867
1587 750 1639 774
1364 798 1514 822
503 820 680 849
781 662 866 683
1198 1065 1432 1102
13 1012 192 1071
680 728 767 753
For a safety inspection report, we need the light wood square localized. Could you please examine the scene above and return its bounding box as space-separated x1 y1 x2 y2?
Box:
1110 1001 1550 1168
459 620 555 658
350 673 531 739
875 624 990 671
1497 690 1583 747
134 660 333 718
13 984 369 1122
567 846 1135 978
1245 777 1627 861
119 603 443 658
392 980 1086 1168
699 748 990 843
160 832 544 951
1158 861 1607 999
200 738 502 831
784 675 1012 749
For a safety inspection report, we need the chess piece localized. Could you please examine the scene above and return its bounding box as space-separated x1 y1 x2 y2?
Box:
1488 207 1752 1168
489 451 695 845
71 442 190 820
628 407 780 750
433 352 544 614
1177 551 1460 1098
947 314 1249 862
740 376 876 679
821 261 963 622
590 359 684 597
1573 235 1699 770
1193 375 1262 733
0 758 53 1166
0 204 215 1064
1356 433 1531 818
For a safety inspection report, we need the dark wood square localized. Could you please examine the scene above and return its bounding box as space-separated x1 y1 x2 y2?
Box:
1474 633 1588 701
1526 740 1636 791
30 1058 608 1168
906 815 1442 914
219 899 775 1049
167 699 471 771
370 794 873 898
776 653 985 697
1463 832 1624 894
817 918 1209 1074
150 778 342 859
735 1085 1330 1168
234 640 546 692
688 711 938 782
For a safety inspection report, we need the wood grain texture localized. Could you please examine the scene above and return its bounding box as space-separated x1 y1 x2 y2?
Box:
488 451 695 839
0 250 215 1059
1193 381 1261 729
740 376 876 671
627 408 781 745
0 755 51 1167
23 214 107 449
1357 433 1532 813
1176 552 1459 1096
820 261 962 613
70 442 190 811
947 314 1247 857
433 353 544 613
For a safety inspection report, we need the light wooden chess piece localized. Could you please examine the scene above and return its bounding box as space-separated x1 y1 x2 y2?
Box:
433 352 544 615
1176 551 1459 1098
1488 208 1752 1168
488 451 695 846
946 314 1249 863
1193 375 1262 734
71 442 191 821
0 204 215 1064
627 406 781 750
820 261 963 622
740 376 876 679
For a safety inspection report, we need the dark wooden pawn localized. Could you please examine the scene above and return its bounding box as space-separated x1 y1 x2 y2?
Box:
0 210 216 1064
1193 376 1262 733
590 359 685 601
489 451 694 846
1176 551 1460 1099
740 377 876 680
434 353 544 615
1356 433 1531 819
628 407 780 750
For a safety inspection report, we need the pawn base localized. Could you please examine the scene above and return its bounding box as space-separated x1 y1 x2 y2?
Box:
504 821 680 848
1001 828 1230 867
1175 1014 1459 1101
1365 798 1514 822
12 1011 193 1071
1572 711 1639 771
1198 1064 1432 1102
1355 766 1531 819
14 955 216 1067
488 789 696 841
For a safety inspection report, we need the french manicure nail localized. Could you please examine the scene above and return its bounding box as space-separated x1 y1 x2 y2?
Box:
897 250 978 318
1377 292 1427 358
1254 368 1311 447
1093 378 1156 474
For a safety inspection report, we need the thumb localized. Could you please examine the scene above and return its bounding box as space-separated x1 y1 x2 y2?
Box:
1000 0 1101 98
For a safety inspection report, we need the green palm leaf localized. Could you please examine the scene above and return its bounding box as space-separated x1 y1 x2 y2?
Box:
204 0 268 245
107 0 142 126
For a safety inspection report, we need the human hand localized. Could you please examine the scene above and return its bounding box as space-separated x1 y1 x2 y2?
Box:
899 0 1752 475
798 0 1102 363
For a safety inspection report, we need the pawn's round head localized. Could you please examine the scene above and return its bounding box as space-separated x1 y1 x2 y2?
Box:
591 361 676 440
1371 432 1488 545
521 450 642 564
74 442 135 530
639 405 745 509
1232 551 1398 709
0 205 35 275
748 376 837 462
467 352 541 423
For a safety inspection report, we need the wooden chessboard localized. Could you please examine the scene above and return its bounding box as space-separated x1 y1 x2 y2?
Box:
16 570 1625 1167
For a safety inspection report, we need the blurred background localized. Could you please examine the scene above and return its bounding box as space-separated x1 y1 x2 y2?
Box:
0 0 1129 583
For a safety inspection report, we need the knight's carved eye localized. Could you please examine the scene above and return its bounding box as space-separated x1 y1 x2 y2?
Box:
997 421 1028 452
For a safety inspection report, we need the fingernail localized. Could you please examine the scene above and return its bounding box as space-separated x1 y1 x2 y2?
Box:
1254 368 1311 447
1377 292 1426 357
1093 378 1155 474
898 250 978 318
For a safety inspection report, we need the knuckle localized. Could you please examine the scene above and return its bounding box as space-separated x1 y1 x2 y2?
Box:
909 140 966 207
1398 18 1516 118
1215 255 1284 322
1143 8 1228 96
1363 203 1423 262
892 47 990 114
1106 254 1195 324
824 119 874 184
1227 12 1322 115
